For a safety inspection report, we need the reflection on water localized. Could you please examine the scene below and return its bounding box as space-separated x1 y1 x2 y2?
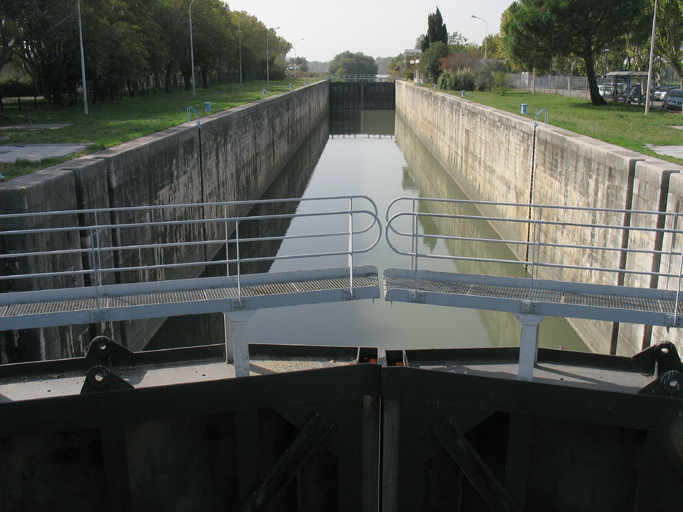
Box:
394 114 587 351
149 110 587 352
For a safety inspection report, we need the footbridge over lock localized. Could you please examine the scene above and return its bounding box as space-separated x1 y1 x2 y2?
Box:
3 196 683 382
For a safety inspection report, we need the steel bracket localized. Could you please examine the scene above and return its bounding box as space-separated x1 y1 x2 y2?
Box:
343 289 356 301
409 290 426 304
80 365 133 394
639 369 683 397
85 335 135 368
521 300 539 314
666 314 682 327
231 298 248 311
90 309 109 323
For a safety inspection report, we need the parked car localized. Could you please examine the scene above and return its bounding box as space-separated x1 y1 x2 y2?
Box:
654 85 675 101
598 84 614 97
664 88 683 110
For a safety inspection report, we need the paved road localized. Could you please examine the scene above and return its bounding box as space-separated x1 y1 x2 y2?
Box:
0 143 89 163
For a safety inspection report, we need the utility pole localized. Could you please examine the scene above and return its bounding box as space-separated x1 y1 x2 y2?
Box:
294 38 304 79
77 0 88 114
190 0 196 94
645 0 658 115
471 15 487 61
238 19 243 85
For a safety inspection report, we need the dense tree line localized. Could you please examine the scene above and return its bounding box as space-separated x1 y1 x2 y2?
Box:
412 1 683 107
503 0 649 105
328 51 378 76
0 0 291 105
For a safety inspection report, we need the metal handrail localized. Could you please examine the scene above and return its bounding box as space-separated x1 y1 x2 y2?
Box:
187 106 200 127
534 108 549 129
0 196 382 302
385 197 683 299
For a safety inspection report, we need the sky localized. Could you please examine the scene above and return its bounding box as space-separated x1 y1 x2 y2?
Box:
226 0 514 62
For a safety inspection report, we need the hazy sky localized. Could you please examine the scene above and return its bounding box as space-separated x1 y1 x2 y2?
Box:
226 0 513 62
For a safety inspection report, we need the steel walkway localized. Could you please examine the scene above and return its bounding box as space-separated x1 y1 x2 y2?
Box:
1 266 380 331
384 197 683 380
0 196 382 376
5 195 683 381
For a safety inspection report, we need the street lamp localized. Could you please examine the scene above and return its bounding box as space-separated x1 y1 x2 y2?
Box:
294 38 304 79
189 0 196 95
645 0 658 115
77 0 88 114
471 15 487 61
238 19 243 85
266 26 280 85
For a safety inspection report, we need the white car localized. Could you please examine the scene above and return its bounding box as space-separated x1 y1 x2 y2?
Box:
598 84 613 97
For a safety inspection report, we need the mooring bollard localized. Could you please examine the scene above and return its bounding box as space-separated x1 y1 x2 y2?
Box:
521 103 528 115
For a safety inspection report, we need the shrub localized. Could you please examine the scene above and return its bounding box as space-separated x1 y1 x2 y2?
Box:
437 71 475 92
0 73 34 98
493 71 511 95
475 60 508 92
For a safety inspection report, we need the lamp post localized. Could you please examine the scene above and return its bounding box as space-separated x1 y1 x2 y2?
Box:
645 0 658 115
294 38 304 79
266 26 280 85
471 15 487 61
189 0 196 94
238 19 243 85
77 0 88 114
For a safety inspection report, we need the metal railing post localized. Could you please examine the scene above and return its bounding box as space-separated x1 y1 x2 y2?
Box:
224 204 230 277
676 238 683 321
235 219 242 302
349 197 354 290
412 198 419 290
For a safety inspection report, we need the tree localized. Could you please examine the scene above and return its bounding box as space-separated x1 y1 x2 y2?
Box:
387 54 404 78
420 41 448 82
328 51 378 75
655 0 683 87
504 0 649 105
441 46 480 73
427 7 448 47
192 0 235 89
416 34 429 52
448 31 468 48
7 0 82 105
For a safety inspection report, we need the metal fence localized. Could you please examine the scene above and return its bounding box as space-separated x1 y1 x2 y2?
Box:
510 73 594 99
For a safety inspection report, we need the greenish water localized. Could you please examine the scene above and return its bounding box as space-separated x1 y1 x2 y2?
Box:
149 110 588 352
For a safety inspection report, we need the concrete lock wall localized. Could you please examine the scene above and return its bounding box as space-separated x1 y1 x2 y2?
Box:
396 80 683 356
0 81 329 360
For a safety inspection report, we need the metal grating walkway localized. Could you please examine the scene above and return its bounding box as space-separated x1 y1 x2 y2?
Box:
384 268 683 328
0 266 380 331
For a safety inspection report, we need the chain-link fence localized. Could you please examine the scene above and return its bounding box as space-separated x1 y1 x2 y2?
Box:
510 73 599 99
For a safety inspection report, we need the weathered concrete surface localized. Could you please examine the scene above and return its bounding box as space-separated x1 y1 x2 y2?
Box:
0 169 91 360
396 80 683 356
0 81 329 361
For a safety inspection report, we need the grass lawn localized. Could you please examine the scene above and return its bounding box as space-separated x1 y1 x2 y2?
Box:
441 87 683 166
2 80 683 182
0 79 311 181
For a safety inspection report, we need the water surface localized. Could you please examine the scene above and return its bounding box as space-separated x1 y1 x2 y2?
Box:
149 110 588 352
